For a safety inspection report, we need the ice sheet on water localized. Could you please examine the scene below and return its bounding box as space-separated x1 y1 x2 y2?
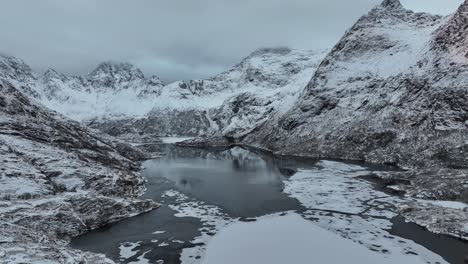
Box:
202 213 439 264
119 241 141 260
284 160 447 264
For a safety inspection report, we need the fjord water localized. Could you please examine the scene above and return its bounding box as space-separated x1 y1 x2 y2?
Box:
71 144 467 264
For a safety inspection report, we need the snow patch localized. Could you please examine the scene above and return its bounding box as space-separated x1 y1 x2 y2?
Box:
420 200 468 210
160 137 194 144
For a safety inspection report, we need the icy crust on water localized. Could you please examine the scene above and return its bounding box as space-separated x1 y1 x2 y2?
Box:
284 161 446 264
284 161 400 217
161 190 236 264
159 161 447 264
202 213 439 264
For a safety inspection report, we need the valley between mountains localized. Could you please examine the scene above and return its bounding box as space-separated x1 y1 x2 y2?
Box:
0 0 467 263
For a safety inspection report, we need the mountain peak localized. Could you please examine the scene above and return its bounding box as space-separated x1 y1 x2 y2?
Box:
380 0 402 9
249 47 292 58
90 61 144 78
0 54 36 82
43 68 63 77
88 61 145 87
42 68 70 84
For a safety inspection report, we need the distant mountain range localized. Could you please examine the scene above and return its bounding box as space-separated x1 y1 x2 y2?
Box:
0 47 327 138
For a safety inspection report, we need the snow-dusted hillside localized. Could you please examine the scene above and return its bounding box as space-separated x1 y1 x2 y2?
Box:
239 0 466 168
0 55 165 120
39 62 165 120
0 79 159 263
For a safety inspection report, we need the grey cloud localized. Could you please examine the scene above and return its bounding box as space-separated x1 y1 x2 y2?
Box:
0 0 463 82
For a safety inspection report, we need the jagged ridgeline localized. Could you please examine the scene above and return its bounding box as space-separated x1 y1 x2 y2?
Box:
243 0 468 169
0 48 327 139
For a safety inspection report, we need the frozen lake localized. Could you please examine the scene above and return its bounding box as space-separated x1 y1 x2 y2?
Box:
71 144 468 264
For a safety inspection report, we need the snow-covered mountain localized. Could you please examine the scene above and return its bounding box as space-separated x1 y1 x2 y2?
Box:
0 48 327 139
91 48 327 139
40 62 165 120
0 55 166 120
0 54 41 98
239 0 467 168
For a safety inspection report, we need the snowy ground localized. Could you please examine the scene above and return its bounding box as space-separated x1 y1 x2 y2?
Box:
160 137 195 144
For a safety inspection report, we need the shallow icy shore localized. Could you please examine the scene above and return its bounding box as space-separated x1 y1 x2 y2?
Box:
177 138 468 243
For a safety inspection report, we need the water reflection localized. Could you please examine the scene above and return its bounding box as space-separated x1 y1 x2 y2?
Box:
141 146 304 217
72 145 310 264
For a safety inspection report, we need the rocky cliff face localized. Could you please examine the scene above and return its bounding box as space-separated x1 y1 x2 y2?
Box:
241 0 466 168
0 80 159 263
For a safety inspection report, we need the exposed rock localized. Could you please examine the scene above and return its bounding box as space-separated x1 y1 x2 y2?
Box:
377 169 468 202
397 201 468 240
0 221 113 264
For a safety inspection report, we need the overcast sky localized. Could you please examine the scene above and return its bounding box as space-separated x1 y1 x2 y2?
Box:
0 0 463 82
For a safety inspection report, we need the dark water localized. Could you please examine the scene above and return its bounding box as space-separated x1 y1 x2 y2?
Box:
391 217 468 264
71 144 468 264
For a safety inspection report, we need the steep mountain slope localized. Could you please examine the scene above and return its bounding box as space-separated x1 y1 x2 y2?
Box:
0 79 159 263
91 48 327 139
242 0 465 168
40 62 165 120
0 54 41 98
